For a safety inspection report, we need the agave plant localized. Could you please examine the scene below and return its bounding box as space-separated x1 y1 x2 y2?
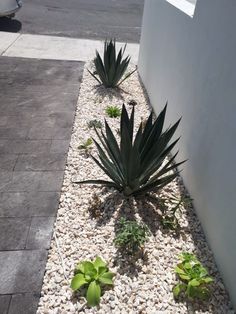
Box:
75 104 185 196
88 39 136 88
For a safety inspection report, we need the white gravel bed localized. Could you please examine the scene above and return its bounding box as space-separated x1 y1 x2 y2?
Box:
37 63 232 314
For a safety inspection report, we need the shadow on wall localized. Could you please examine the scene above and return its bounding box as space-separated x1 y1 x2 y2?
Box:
0 17 22 32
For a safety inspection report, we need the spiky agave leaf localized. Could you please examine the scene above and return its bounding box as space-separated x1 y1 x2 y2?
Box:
74 104 186 196
88 39 136 88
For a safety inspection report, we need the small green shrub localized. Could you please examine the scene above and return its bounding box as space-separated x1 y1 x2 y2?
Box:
161 195 192 231
173 253 213 300
74 104 185 196
105 105 121 118
71 257 115 307
114 218 150 254
88 39 136 88
88 120 103 129
78 138 93 150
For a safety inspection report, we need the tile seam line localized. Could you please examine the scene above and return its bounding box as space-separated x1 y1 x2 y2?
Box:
1 33 21 56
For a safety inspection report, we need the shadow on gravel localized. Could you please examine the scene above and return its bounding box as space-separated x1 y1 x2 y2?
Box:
0 17 22 32
87 188 123 226
86 179 231 311
94 84 126 102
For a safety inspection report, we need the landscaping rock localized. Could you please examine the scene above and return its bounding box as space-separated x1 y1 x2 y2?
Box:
37 64 231 314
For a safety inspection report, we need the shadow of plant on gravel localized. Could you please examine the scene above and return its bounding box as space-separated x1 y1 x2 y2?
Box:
112 198 150 278
87 188 123 226
86 180 231 312
94 84 126 102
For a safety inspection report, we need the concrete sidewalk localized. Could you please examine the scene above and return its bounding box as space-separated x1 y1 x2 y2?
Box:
0 32 139 63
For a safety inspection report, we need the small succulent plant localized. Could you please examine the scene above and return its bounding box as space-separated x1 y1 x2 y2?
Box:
173 253 213 300
71 257 115 307
105 105 121 118
87 119 103 129
161 195 192 231
78 138 93 150
114 218 150 254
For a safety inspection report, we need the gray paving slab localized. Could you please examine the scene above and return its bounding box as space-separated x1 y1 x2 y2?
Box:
0 155 18 171
0 57 84 313
15 153 66 171
7 0 144 43
0 250 47 294
27 126 72 140
0 127 28 139
0 171 65 192
0 112 75 129
26 217 55 249
0 295 11 314
8 293 39 314
0 218 31 250
0 140 52 154
0 192 60 217
50 140 70 154
0 94 76 116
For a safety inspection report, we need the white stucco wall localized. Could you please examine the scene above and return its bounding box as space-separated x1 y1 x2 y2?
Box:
138 0 236 308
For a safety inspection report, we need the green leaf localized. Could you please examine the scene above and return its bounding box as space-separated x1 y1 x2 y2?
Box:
82 261 97 278
99 271 115 285
87 68 101 85
202 276 213 284
93 257 107 270
120 106 133 183
187 284 198 299
135 172 179 196
71 273 88 291
196 286 211 300
97 266 108 276
86 281 101 307
102 121 125 181
92 139 123 186
184 262 192 270
175 266 185 274
73 179 119 189
76 261 86 274
91 154 121 187
189 279 200 286
199 267 208 278
173 283 186 298
179 273 191 281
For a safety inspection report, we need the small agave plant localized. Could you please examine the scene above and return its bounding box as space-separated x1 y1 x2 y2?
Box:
75 104 185 196
88 39 136 88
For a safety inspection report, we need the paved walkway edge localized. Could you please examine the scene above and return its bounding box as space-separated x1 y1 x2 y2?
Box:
0 32 139 63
